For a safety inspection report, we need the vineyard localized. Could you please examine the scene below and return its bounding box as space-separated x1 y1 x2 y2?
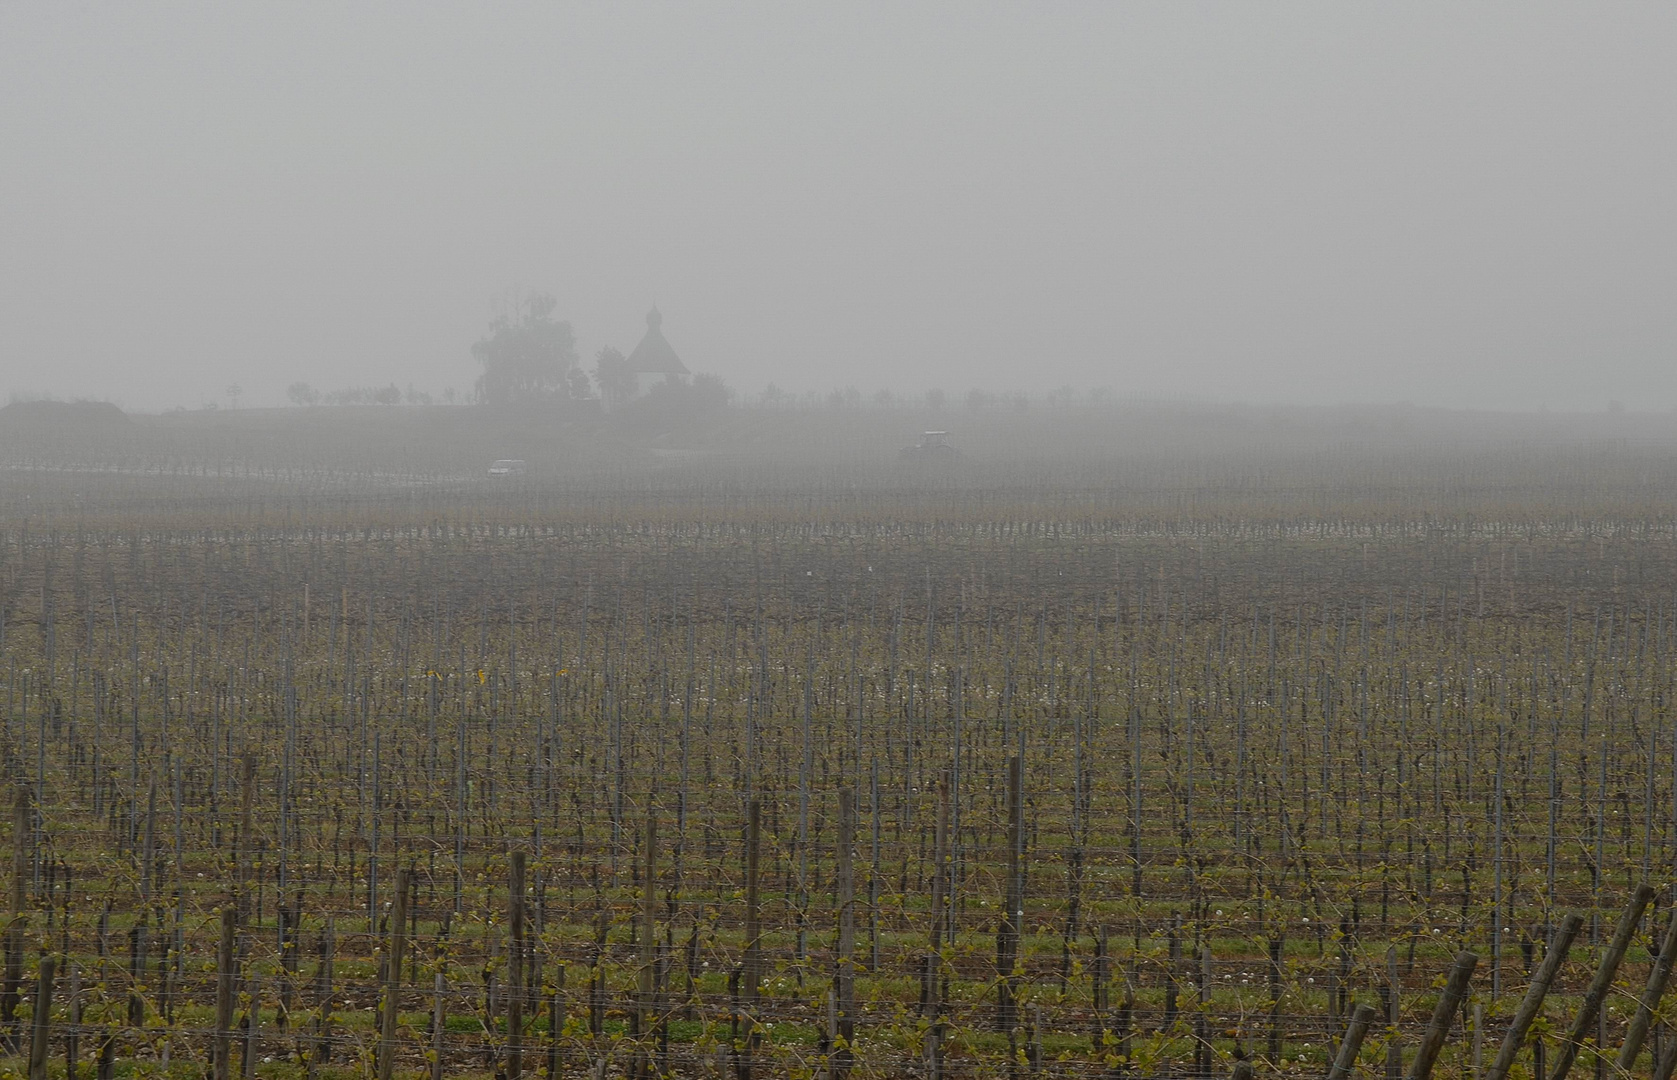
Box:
2 434 1677 1079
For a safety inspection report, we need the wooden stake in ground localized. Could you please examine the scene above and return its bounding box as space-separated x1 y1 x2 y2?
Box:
1549 883 1653 1080
1486 913 1582 1080
1618 903 1677 1070
236 755 255 927
4 786 30 1054
64 962 80 1080
546 964 563 1080
1656 1036 1677 1080
1267 934 1283 1065
1196 945 1212 1079
925 774 950 1080
378 867 411 1080
431 972 447 1080
306 920 335 1080
240 963 259 1080
637 814 657 1080
739 799 761 1080
27 953 55 1080
1406 952 1478 1080
509 850 526 1080
1473 1003 1485 1080
214 907 237 1080
1328 1002 1379 1080
96 912 114 1080
833 787 856 1079
996 755 1023 1035
1385 945 1403 1080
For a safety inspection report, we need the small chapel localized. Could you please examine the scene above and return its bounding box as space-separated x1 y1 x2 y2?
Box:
623 306 690 397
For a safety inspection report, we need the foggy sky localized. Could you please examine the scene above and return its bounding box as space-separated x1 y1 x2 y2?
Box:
2 4 1673 412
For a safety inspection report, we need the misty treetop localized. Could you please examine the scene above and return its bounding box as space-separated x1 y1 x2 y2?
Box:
471 291 592 405
593 344 635 408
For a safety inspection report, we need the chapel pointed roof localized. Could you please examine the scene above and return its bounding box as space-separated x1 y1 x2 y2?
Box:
624 306 689 375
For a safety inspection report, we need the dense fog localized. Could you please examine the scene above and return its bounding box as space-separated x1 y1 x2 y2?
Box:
4 5 1675 412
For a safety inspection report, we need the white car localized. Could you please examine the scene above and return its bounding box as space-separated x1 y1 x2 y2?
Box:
487 459 527 477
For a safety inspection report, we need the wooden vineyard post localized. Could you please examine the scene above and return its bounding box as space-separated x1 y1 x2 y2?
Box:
65 962 80 1080
1473 1003 1485 1080
833 787 856 1079
869 764 882 976
96 1012 114 1080
1656 1038 1677 1080
1328 1002 1379 1080
126 922 143 1031
1030 1003 1044 1073
924 773 950 1080
1405 951 1478 1080
1486 913 1582 1080
431 972 447 1080
236 755 255 927
5 786 29 1054
277 893 298 1033
240 967 259 1080
1092 927 1110 1058
230 763 251 1075
95 906 113 1080
1618 902 1677 1070
306 920 335 1080
637 814 657 1080
27 953 55 1080
1267 934 1283 1065
996 755 1023 1035
1166 915 1182 1027
1131 705 1144 902
132 778 154 1033
378 867 410 1080
1196 946 1212 1079
1385 945 1403 1080
739 800 761 1080
1117 965 1135 1070
509 850 526 1080
214 907 237 1080
1549 884 1653 1080
547 963 564 1080
824 987 837 1078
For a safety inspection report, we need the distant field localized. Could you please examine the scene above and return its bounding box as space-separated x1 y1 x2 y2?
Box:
1 405 1676 1077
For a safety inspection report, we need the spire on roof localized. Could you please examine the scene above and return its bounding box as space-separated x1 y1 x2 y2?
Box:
624 305 688 376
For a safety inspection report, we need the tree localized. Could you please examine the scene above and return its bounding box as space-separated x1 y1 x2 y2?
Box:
615 371 731 429
691 372 730 409
471 293 583 405
592 345 636 409
287 381 319 406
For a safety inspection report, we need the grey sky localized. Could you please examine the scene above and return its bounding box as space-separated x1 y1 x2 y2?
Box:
2 4 1673 411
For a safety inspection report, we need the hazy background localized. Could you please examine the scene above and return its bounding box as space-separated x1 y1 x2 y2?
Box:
2 4 1674 412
